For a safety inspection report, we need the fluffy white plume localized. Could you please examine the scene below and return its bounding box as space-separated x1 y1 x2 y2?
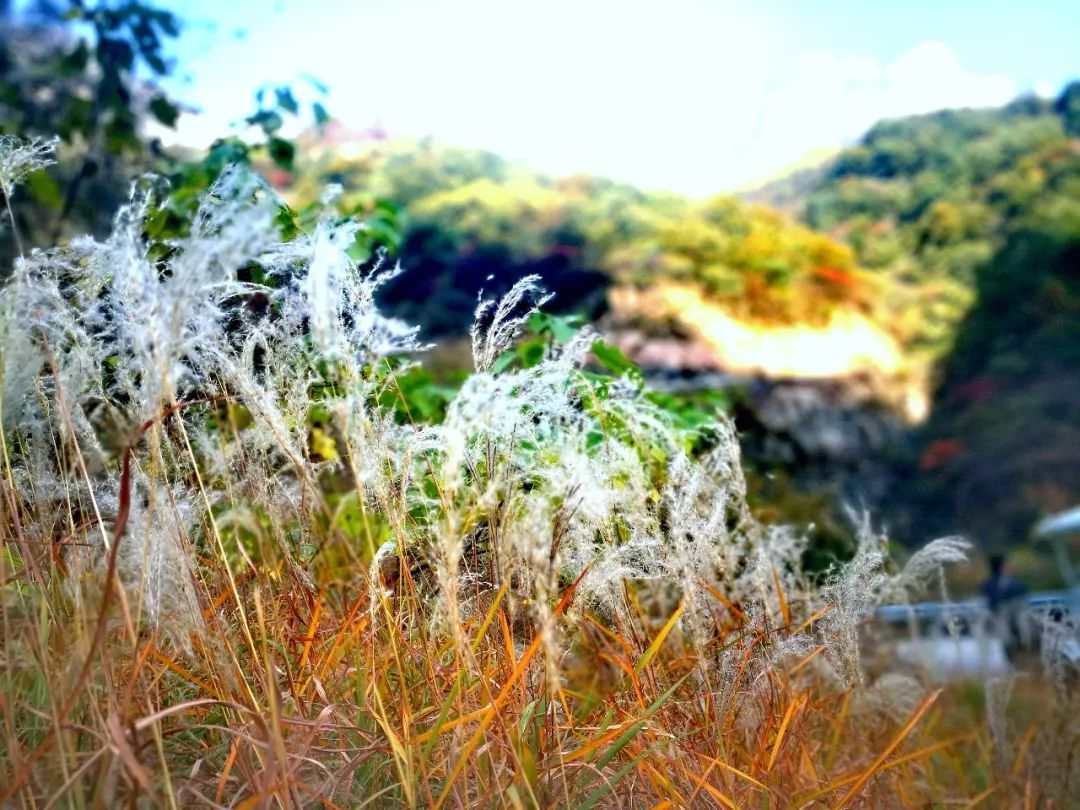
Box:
0 164 974 690
0 134 58 195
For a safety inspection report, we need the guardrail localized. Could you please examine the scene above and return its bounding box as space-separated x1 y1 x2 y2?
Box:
873 589 1080 627
872 589 1080 670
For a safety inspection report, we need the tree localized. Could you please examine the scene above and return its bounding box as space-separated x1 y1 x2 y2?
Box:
0 0 181 268
910 210 1080 548
1055 81 1080 137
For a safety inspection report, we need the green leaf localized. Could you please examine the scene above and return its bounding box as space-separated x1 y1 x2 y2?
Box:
268 137 295 171
515 339 546 369
491 349 517 375
547 314 581 344
59 41 89 76
149 95 179 128
154 11 180 38
97 37 134 71
205 137 251 171
247 110 283 134
312 102 330 128
275 205 300 240
590 340 643 383
143 51 168 75
275 87 299 115
24 171 63 209
345 241 371 263
527 311 581 344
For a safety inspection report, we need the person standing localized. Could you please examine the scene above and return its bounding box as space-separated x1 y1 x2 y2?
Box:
982 553 1030 656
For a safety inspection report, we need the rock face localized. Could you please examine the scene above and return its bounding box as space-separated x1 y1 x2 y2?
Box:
732 377 907 511
747 379 904 465
641 363 909 531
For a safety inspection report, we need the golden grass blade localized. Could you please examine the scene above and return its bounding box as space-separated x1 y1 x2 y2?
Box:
834 689 941 809
634 601 684 676
967 785 999 807
471 580 509 653
698 779 740 810
788 645 826 677
1012 723 1038 776
771 568 791 628
693 752 768 790
767 692 805 772
296 588 324 676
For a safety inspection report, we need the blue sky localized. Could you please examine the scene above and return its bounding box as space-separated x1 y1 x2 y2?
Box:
158 0 1079 195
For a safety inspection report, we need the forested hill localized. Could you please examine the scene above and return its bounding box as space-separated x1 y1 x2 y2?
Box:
752 83 1080 552
753 83 1080 363
283 132 872 344
285 85 1079 378
305 84 1080 552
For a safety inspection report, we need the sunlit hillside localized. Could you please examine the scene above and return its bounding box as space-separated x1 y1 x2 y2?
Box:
282 133 884 362
607 283 927 415
788 87 1080 361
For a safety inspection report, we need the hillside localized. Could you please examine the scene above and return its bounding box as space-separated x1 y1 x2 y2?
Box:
786 84 1080 362
284 87 1080 381
281 133 875 354
762 83 1080 552
275 93 1080 553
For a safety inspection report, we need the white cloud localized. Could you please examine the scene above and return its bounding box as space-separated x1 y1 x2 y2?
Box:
1033 79 1058 98
165 2 1021 196
743 41 1017 189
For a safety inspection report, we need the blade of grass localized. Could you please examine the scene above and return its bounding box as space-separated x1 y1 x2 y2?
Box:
771 568 791 628
692 753 767 790
471 581 509 653
634 601 684 676
767 692 806 772
834 689 941 809
967 785 999 808
420 672 465 761
1012 723 1038 776
296 588 324 676
591 673 691 777
578 745 655 810
697 780 739 810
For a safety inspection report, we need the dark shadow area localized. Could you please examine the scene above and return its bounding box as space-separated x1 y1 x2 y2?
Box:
903 212 1080 551
378 226 611 339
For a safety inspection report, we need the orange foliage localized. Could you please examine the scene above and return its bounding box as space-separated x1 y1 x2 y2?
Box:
812 265 858 290
920 438 966 470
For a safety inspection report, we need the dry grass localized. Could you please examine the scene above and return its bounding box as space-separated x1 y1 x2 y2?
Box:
1 413 1074 807
0 145 1076 807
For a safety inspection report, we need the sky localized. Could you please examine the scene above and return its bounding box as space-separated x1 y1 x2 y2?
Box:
158 0 1080 196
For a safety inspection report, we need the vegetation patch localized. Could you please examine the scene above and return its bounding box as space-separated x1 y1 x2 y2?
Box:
0 139 1076 804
